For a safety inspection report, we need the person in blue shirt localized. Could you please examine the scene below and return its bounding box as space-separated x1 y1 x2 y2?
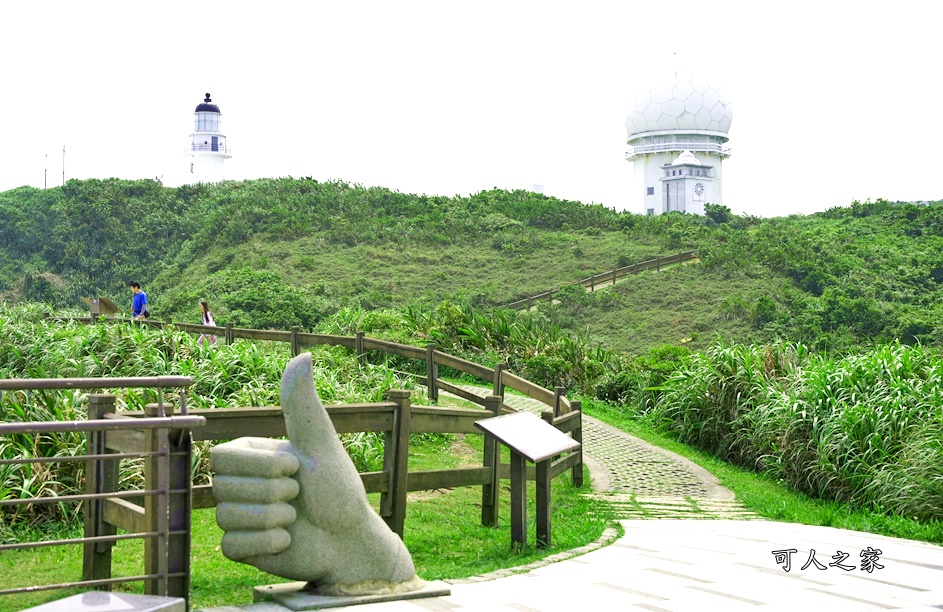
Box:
129 281 148 320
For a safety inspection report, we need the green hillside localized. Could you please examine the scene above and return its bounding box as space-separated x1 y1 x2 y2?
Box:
3 178 942 525
1 177 942 354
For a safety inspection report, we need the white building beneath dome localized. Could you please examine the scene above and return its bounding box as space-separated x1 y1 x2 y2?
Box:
625 71 732 215
185 93 231 184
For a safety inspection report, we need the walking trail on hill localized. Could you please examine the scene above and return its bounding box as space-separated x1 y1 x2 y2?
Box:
451 385 759 521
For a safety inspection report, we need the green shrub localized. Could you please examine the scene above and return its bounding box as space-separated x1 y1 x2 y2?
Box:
647 340 943 521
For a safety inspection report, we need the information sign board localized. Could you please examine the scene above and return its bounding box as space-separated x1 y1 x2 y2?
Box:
475 411 579 463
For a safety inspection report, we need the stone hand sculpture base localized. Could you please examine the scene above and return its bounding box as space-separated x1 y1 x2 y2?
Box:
211 353 423 596
254 580 453 611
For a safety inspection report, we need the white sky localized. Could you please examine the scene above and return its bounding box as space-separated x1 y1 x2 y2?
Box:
0 1 939 218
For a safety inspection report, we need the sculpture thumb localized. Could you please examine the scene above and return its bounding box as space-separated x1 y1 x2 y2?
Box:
280 352 368 529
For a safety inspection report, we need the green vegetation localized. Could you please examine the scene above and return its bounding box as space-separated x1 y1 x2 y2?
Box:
0 442 607 612
0 304 609 610
2 179 942 354
0 303 415 527
582 395 943 544
2 178 943 603
646 341 943 521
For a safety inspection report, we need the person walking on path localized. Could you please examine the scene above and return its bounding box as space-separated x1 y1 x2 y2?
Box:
129 281 148 321
198 299 217 346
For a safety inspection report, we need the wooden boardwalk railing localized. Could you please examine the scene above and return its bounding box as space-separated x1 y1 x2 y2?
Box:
0 376 201 602
7 316 585 604
504 250 697 310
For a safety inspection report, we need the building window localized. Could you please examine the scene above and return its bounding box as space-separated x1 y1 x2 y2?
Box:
646 187 654 196
647 208 655 216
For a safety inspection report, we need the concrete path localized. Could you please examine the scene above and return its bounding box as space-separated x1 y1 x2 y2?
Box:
201 389 943 611
298 520 943 612
211 521 943 611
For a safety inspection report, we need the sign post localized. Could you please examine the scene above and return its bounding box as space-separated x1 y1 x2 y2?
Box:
475 411 580 550
81 297 122 321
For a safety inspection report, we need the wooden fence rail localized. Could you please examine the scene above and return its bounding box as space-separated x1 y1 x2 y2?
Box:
0 377 199 602
46 316 580 472
10 315 585 604
504 250 697 310
48 315 575 417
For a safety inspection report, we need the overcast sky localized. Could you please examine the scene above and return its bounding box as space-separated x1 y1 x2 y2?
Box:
1 1 939 218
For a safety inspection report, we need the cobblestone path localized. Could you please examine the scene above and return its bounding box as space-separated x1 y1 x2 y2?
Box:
452 386 760 520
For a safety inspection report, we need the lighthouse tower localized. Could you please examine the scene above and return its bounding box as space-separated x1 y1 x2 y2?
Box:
625 71 733 215
186 93 231 183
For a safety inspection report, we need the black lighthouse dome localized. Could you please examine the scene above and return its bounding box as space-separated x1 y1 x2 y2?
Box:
195 93 221 113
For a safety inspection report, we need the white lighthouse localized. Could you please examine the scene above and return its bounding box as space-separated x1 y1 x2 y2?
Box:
625 71 733 215
186 93 231 183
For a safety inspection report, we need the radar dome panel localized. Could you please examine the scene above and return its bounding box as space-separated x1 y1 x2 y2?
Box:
626 71 733 138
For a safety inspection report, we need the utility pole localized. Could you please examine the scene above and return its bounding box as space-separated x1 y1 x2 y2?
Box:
62 145 65 186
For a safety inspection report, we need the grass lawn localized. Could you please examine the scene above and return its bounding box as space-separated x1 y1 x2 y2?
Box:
0 430 610 612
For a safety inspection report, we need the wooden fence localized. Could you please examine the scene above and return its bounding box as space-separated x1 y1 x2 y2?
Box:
46 314 585 518
116 392 582 539
504 250 697 310
0 376 202 602
9 316 585 602
48 317 580 420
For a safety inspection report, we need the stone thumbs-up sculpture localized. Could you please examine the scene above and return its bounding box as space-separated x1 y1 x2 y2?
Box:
211 352 423 596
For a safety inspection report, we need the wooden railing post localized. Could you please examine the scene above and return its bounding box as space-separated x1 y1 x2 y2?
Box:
143 402 186 597
426 343 438 403
570 400 584 488
492 363 506 399
225 322 234 345
83 394 118 587
355 331 365 364
553 386 565 418
165 404 193 600
480 395 502 528
381 389 410 539
290 326 300 357
143 402 161 595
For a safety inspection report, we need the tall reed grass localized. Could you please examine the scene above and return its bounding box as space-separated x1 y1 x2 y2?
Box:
648 341 943 520
0 303 414 527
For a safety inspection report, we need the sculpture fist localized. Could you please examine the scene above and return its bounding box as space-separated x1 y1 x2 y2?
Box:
211 353 421 595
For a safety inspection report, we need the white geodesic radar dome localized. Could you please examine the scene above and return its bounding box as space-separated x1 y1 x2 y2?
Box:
626 70 733 138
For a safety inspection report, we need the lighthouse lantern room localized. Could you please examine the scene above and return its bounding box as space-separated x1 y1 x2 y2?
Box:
186 93 231 183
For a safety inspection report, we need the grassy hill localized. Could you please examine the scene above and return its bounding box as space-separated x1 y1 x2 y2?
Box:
2 179 942 526
1 177 942 355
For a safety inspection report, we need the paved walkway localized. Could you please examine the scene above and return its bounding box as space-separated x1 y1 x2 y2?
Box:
467 386 759 520
289 521 943 612
201 390 943 611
